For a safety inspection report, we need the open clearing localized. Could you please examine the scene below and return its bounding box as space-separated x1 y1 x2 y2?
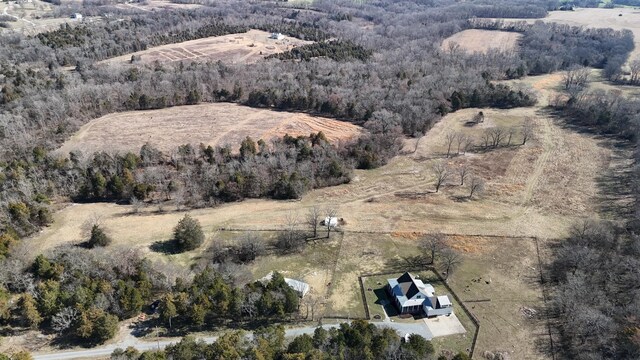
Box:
55 103 362 154
100 29 312 66
441 29 521 53
29 71 634 358
0 0 102 36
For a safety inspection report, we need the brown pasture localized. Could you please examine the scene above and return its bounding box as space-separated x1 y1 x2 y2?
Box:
441 29 521 53
46 74 620 247
27 72 635 359
55 103 363 154
99 29 312 66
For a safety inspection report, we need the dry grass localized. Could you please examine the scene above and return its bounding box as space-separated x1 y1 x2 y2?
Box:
447 236 548 359
26 71 635 358
99 29 312 66
44 79 614 246
55 103 363 154
441 29 521 53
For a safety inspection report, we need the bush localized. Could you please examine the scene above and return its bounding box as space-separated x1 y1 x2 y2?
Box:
88 225 112 248
173 215 204 252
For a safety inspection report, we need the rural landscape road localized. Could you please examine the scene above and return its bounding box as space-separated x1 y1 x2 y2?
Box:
32 321 432 360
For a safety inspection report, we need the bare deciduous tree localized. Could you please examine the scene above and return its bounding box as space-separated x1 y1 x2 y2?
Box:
235 233 265 263
51 307 78 334
489 127 505 148
276 213 304 253
324 206 337 238
563 65 590 91
522 119 534 145
445 132 456 157
463 137 474 154
469 176 485 199
439 247 462 280
306 206 321 238
458 165 469 185
630 59 640 85
456 133 468 155
481 130 492 149
420 233 446 264
432 161 449 193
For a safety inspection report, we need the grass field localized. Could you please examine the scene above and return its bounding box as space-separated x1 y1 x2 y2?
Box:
99 30 312 66
29 71 635 358
441 29 521 53
55 103 362 154
48 73 619 242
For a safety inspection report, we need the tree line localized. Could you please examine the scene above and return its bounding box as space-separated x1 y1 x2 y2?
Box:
545 60 640 358
109 319 470 360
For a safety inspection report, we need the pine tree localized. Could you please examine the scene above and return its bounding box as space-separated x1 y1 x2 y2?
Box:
160 295 177 329
173 215 204 252
18 294 42 329
88 224 111 248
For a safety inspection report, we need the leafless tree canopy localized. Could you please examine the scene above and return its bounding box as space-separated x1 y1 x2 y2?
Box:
419 233 446 264
468 176 485 199
432 161 449 193
438 248 462 280
563 65 590 92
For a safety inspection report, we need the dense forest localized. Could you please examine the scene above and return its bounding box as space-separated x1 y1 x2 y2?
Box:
0 0 639 357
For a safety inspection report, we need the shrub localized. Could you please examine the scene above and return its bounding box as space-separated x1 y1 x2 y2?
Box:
173 215 204 252
88 225 112 248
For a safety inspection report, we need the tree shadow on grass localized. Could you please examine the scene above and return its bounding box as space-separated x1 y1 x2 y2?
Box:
150 239 179 255
384 256 430 273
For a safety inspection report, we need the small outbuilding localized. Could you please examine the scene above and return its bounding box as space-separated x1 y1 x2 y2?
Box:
260 272 310 298
322 217 339 228
269 32 285 40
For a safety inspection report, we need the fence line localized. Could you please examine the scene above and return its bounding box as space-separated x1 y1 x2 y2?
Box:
360 267 480 359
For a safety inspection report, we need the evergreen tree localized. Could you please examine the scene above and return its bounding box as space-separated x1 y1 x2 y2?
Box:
88 224 112 248
173 215 204 252
18 294 42 329
159 295 177 329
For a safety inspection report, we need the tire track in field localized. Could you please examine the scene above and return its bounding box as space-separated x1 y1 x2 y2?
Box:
520 115 555 210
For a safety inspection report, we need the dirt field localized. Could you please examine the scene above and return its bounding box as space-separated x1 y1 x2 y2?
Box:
99 29 312 66
113 0 204 12
441 29 521 53
55 103 363 154
498 8 640 65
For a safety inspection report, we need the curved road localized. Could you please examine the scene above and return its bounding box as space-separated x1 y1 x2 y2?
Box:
33 322 432 360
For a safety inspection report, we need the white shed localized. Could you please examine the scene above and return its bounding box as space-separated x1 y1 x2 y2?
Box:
323 217 338 228
269 32 284 40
